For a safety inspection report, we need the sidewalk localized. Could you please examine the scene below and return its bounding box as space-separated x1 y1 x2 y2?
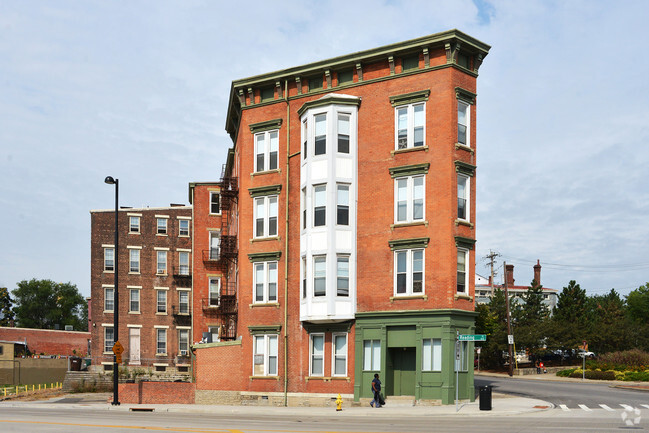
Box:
477 370 649 390
0 391 552 417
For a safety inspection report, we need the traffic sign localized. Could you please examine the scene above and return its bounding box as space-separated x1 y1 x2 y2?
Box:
112 341 124 355
115 354 122 364
507 335 514 345
458 334 486 342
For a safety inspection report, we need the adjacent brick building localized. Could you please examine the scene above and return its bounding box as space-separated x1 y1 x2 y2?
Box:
192 29 490 405
89 205 192 374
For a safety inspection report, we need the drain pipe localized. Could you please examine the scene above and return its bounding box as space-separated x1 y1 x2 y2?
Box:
283 79 290 407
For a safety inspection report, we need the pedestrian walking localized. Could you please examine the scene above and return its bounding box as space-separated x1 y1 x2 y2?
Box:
370 373 382 408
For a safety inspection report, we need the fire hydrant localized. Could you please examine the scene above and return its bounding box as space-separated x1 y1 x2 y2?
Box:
335 393 343 411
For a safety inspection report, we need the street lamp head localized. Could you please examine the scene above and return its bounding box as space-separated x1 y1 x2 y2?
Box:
104 176 116 185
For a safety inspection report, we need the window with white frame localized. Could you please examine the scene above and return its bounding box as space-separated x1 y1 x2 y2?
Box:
129 289 140 313
363 339 381 371
457 100 470 146
313 185 326 227
254 195 278 238
104 326 114 353
254 261 278 303
336 184 349 226
395 175 424 223
129 216 140 233
255 130 279 172
179 291 190 314
422 338 442 371
457 174 469 221
157 218 167 235
157 290 167 313
310 334 324 376
302 118 308 159
156 329 167 354
314 113 326 155
337 114 350 153
209 232 220 260
178 329 189 355
157 250 167 274
301 187 307 229
179 219 189 236
301 256 307 298
313 256 326 297
333 333 348 376
129 249 140 273
208 326 220 342
455 340 469 371
210 192 220 214
253 334 278 376
178 251 189 275
395 103 425 149
104 248 114 272
337 255 349 296
457 249 468 293
208 278 220 306
395 249 424 295
104 287 114 312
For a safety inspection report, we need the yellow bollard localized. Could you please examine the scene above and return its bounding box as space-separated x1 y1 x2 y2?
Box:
39 384 41 390
335 393 343 411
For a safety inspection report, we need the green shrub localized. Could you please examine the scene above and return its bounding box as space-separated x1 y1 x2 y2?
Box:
623 370 649 381
557 368 576 377
595 349 649 372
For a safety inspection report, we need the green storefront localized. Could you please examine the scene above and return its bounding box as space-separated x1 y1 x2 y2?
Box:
354 309 476 405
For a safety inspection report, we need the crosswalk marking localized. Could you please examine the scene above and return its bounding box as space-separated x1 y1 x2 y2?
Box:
620 404 634 410
578 404 592 412
599 404 614 411
560 404 570 411
642 404 649 410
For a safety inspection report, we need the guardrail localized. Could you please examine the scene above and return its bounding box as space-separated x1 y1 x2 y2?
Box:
2 382 62 397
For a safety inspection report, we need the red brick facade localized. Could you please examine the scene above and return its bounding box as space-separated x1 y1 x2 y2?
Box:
0 327 90 356
118 381 195 404
89 206 192 373
191 30 489 404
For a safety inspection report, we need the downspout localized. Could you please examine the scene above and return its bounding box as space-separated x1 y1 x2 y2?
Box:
283 79 290 407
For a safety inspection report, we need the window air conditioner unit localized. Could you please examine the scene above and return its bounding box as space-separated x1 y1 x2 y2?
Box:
180 350 188 356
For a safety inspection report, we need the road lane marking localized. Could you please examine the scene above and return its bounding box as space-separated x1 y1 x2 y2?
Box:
641 404 649 410
578 404 592 412
559 404 570 411
0 420 231 433
599 404 614 411
620 404 634 410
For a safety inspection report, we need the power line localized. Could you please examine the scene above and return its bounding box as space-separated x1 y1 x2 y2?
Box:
500 256 649 272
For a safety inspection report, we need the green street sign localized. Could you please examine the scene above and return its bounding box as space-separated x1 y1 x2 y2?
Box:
458 334 486 342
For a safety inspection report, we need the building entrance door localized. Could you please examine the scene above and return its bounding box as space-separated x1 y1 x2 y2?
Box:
129 328 140 365
388 347 416 396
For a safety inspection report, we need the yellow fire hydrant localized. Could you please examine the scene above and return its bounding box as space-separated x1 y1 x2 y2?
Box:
335 393 343 411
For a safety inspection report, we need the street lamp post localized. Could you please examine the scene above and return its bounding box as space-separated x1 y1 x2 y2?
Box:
104 176 119 406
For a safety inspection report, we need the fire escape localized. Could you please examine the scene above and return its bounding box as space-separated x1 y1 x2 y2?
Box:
201 164 238 341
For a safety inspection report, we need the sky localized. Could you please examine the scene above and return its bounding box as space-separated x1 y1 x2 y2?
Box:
1 0 648 299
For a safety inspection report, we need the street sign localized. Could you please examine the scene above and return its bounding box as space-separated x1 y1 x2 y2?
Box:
112 341 124 355
115 354 122 364
507 335 514 345
458 334 486 342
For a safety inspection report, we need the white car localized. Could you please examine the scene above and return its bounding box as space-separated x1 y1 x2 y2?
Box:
579 351 596 358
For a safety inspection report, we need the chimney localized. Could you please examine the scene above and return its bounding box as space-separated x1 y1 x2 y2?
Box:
534 260 541 285
505 264 515 287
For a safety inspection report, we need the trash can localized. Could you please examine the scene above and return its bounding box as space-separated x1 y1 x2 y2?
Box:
70 357 82 371
479 385 492 411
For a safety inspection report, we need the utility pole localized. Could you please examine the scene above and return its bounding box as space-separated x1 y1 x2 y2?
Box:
484 250 500 297
504 261 513 377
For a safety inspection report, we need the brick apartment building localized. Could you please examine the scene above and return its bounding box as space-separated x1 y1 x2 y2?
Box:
191 29 490 405
89 205 192 374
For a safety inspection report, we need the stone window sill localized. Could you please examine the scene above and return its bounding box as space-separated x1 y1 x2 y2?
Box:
455 219 474 228
250 302 280 309
390 294 428 302
455 143 474 154
391 220 428 230
391 145 429 156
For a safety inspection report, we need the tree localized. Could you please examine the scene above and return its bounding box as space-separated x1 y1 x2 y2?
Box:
475 289 510 369
625 284 649 351
0 287 14 326
547 280 589 355
512 280 549 359
12 279 86 331
587 289 630 354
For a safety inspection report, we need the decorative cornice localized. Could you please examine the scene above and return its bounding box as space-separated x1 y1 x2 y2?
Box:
355 308 478 319
455 236 476 250
389 163 430 178
389 89 430 107
248 251 282 262
248 184 282 197
249 118 283 134
297 95 361 117
454 161 476 177
455 87 477 104
389 237 430 251
248 325 282 335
